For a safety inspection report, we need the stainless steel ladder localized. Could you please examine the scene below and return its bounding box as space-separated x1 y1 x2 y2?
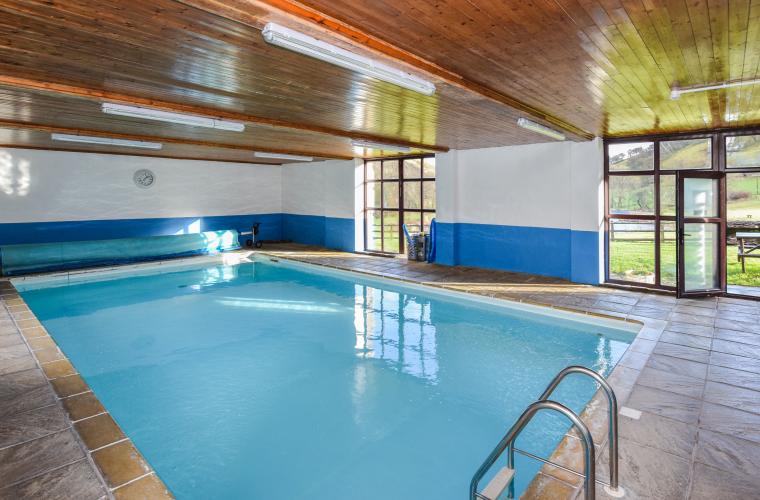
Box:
469 365 625 500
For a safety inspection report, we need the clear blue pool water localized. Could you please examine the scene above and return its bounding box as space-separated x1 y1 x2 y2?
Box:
19 258 633 499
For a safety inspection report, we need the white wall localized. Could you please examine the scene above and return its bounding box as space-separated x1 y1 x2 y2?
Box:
281 159 356 218
0 148 282 222
433 139 605 283
435 139 603 232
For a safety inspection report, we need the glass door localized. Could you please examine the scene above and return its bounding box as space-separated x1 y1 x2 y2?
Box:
677 172 726 297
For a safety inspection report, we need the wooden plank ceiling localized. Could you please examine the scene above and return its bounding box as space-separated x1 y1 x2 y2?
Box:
290 0 760 138
0 0 757 164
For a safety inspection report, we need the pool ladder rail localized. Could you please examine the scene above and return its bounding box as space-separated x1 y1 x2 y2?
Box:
469 366 626 500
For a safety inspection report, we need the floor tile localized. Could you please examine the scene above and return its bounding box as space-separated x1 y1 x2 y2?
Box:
0 404 69 449
663 322 713 338
628 306 670 320
0 430 85 486
0 343 32 362
669 312 713 327
0 355 38 377
653 342 710 364
618 350 649 371
707 364 760 392
0 459 106 500
714 309 757 323
713 328 760 348
0 368 47 400
596 436 690 500
710 338 760 360
709 351 760 375
636 366 705 400
625 385 702 424
673 305 715 317
646 354 707 380
659 331 712 350
702 381 760 414
694 429 760 478
713 318 760 334
0 383 57 419
629 338 657 355
618 410 697 459
699 402 760 444
0 333 24 349
689 463 760 500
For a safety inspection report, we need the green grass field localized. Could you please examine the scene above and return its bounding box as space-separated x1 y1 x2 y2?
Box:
610 239 760 287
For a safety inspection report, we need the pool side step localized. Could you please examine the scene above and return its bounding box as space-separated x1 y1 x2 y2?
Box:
480 467 515 500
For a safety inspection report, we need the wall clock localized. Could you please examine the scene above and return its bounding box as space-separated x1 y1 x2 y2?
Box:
133 169 156 189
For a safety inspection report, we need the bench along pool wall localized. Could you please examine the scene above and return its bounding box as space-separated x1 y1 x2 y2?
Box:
0 230 241 276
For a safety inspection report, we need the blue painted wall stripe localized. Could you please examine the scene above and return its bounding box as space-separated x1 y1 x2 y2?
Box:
0 213 356 253
435 222 599 284
282 214 354 252
570 230 600 285
0 214 283 247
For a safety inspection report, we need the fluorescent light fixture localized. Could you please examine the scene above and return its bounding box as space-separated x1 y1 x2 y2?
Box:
102 103 245 132
351 139 411 153
254 152 313 162
51 133 162 150
516 118 566 141
670 78 760 99
261 23 436 96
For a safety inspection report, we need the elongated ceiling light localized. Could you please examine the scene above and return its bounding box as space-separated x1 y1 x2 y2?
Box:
51 133 162 150
351 139 411 153
261 23 436 96
254 152 313 162
516 118 566 141
102 103 245 132
670 78 760 99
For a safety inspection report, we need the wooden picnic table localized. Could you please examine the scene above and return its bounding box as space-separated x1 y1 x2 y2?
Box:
736 232 760 272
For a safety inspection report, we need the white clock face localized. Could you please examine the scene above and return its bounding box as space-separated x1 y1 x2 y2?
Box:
133 169 156 189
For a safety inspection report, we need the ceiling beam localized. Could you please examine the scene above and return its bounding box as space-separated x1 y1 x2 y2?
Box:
0 76 448 153
0 144 285 165
177 0 595 141
0 119 354 160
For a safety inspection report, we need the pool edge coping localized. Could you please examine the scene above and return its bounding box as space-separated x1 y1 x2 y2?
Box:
5 249 652 499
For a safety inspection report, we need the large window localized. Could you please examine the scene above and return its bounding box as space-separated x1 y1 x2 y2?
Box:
606 129 760 293
365 155 435 254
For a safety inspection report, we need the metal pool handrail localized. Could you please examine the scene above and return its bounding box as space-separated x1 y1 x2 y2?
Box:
537 365 621 495
469 400 596 500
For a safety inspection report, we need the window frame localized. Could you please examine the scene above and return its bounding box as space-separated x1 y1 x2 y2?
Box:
364 154 436 254
604 131 718 290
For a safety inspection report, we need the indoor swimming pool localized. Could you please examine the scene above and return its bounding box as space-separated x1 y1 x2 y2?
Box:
16 256 636 499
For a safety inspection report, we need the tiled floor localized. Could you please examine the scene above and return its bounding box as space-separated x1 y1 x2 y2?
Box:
0 281 173 500
4 245 760 499
0 281 108 499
